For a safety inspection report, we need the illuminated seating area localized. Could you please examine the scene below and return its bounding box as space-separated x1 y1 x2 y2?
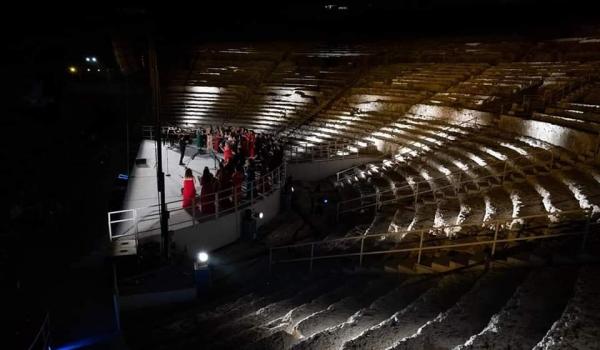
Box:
287 63 489 150
335 115 600 240
155 40 600 261
533 81 600 133
160 45 375 132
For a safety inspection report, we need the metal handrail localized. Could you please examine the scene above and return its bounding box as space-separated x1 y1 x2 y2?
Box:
275 208 589 251
335 115 483 181
269 208 593 272
285 140 360 162
27 312 50 350
107 162 286 241
335 146 554 217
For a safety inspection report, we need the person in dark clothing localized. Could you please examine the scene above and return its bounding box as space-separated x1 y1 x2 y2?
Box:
483 246 492 271
190 128 205 160
178 136 187 165
244 159 256 199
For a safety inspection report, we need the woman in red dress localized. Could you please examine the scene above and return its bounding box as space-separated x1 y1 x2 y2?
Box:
247 131 256 159
200 166 216 214
222 141 234 165
181 168 197 210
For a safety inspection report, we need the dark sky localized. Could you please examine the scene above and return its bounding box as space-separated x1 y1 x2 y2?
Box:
5 1 600 45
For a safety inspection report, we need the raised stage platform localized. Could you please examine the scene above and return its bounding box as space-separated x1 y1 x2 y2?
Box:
109 139 283 254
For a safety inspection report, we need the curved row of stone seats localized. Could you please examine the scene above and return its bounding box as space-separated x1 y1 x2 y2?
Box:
160 50 281 129
524 37 600 62
396 41 530 63
532 265 600 350
528 82 600 135
126 255 600 350
458 266 579 350
559 82 599 105
126 271 322 349
431 62 599 112
236 61 360 132
391 267 531 350
161 45 370 131
149 273 351 350
336 113 600 243
288 63 488 149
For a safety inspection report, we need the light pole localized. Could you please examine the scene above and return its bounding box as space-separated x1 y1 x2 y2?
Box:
148 35 170 261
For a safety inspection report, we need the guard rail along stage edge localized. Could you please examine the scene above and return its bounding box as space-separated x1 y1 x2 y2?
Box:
107 162 286 257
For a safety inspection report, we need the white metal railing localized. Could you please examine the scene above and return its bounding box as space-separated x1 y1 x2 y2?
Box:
285 140 361 162
269 208 593 272
335 146 555 218
141 125 171 140
107 162 286 242
27 312 51 350
335 115 483 182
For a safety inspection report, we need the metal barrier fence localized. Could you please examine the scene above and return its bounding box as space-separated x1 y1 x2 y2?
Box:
285 140 360 162
270 208 593 272
107 163 286 242
335 146 555 219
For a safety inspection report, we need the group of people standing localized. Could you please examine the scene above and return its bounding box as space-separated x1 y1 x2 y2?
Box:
177 125 284 216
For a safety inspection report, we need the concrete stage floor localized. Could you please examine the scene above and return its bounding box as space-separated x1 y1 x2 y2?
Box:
112 140 222 238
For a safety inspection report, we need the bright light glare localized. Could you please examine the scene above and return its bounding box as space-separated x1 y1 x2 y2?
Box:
68 66 77 74
197 252 209 263
85 57 90 62
92 57 97 62
258 212 264 219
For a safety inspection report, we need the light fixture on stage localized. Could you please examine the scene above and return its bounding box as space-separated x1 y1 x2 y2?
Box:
258 212 264 219
68 66 77 74
291 186 295 193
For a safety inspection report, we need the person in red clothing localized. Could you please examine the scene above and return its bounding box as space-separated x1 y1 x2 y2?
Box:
222 141 234 165
200 166 217 215
213 131 221 153
181 168 197 211
241 129 249 158
247 131 256 159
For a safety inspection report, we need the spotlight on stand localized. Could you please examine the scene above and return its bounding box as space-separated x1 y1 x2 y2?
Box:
194 251 210 297
197 251 209 264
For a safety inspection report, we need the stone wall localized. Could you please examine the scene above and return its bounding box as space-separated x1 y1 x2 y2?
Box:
498 114 598 157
